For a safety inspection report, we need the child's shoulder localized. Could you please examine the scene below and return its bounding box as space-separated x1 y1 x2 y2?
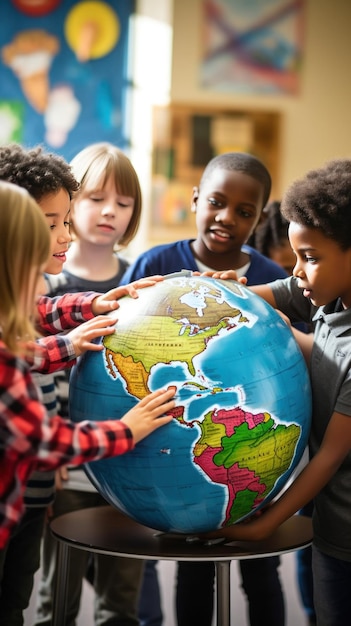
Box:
145 239 192 256
131 239 194 267
121 240 195 284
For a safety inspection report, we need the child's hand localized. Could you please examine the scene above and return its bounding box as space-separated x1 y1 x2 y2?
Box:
91 276 164 315
198 524 254 542
121 387 176 443
69 316 116 357
199 508 274 542
197 270 248 285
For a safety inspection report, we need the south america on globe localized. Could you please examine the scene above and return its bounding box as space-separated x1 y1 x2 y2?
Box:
69 273 312 533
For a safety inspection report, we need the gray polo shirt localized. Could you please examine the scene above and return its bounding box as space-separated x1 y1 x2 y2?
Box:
271 276 351 561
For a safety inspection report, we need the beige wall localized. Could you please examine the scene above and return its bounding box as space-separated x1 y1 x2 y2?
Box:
171 0 351 195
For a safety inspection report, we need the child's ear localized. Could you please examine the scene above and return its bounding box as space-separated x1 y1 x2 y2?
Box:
191 186 199 213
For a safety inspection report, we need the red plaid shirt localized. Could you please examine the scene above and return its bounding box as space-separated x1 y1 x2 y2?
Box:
31 292 97 373
0 292 134 548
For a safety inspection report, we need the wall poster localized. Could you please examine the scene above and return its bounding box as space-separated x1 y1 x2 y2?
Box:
0 0 135 160
200 0 305 95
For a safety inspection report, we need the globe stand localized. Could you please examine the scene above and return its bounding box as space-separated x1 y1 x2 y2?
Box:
153 531 232 626
216 560 231 626
50 506 312 626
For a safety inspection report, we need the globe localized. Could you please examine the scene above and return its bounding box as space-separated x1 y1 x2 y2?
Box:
69 273 311 534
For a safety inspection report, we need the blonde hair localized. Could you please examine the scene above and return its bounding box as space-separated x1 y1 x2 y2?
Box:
70 142 142 246
0 181 50 353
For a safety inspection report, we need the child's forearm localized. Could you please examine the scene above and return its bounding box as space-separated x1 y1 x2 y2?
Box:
291 329 313 367
251 445 344 539
29 336 76 373
36 292 97 334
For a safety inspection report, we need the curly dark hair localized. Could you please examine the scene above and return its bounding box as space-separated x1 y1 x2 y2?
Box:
253 201 289 256
281 158 351 249
0 144 79 200
199 152 272 209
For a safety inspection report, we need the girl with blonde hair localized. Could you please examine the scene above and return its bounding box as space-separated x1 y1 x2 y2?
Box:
0 180 175 553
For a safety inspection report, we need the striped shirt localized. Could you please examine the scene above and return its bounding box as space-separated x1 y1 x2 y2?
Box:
23 291 99 508
23 374 57 507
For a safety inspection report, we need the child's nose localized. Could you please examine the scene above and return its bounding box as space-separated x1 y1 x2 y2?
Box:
101 202 115 216
215 207 236 225
292 259 303 278
58 225 71 243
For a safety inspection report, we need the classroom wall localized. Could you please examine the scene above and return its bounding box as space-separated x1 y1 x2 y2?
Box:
170 0 351 194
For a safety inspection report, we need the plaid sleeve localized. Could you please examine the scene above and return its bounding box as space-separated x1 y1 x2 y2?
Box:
0 347 134 546
36 292 99 334
28 335 76 374
1 350 134 466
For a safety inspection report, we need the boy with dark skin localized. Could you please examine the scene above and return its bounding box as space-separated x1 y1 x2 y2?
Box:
203 158 351 626
250 199 315 624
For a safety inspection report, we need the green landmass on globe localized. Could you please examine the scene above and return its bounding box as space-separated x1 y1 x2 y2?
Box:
192 406 300 525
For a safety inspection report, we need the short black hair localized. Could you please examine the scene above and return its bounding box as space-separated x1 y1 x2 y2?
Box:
281 158 351 249
199 152 272 209
0 143 79 200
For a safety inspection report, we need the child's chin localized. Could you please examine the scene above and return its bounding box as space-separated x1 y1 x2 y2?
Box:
45 265 61 275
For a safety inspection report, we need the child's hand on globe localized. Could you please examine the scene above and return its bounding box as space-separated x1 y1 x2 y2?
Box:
197 269 248 285
197 503 276 544
91 276 165 314
68 315 117 357
121 387 176 443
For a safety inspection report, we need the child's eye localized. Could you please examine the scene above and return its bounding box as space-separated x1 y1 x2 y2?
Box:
208 197 222 208
64 221 72 229
305 255 317 263
237 208 253 219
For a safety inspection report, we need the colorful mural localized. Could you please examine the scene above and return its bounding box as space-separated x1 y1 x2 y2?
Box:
0 0 135 159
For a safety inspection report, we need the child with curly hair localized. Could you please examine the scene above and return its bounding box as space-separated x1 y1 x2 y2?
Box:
202 157 351 626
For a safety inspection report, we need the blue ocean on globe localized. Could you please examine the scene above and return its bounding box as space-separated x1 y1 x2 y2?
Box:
69 274 312 534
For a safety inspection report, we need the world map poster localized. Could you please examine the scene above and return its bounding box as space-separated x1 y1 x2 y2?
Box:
0 0 135 160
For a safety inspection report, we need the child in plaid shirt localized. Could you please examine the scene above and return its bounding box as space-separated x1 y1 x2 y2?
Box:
0 183 175 602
